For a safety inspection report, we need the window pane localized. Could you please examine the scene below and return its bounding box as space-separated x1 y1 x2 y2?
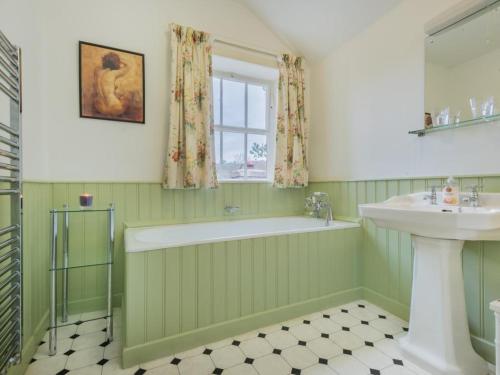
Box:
213 78 221 125
248 84 267 129
222 79 245 127
214 130 221 165
219 132 245 180
247 134 267 179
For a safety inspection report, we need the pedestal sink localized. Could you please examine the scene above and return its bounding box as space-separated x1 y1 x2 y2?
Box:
359 192 500 375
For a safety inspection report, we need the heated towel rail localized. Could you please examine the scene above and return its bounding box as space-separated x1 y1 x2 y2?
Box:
0 30 22 375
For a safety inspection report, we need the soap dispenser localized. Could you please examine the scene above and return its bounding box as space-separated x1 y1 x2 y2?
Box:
442 176 459 206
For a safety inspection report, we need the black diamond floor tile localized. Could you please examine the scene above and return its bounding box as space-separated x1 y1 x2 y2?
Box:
361 321 369 325
319 358 328 365
323 314 330 319
74 320 83 325
69 334 80 339
291 368 301 375
378 315 386 319
56 370 70 375
63 349 75 356
100 340 110 347
341 309 348 313
365 341 374 347
303 320 310 324
343 349 352 355
281 326 289 331
342 327 350 331
203 348 212 355
273 348 282 355
232 340 241 346
298 340 306 346
258 333 266 338
385 334 394 339
97 358 109 366
358 304 366 308
321 333 329 338
370 369 381 375
213 368 223 374
245 357 254 364
135 369 146 375
29 358 36 364
393 359 404 366
403 327 409 332
171 357 181 365
39 341 45 346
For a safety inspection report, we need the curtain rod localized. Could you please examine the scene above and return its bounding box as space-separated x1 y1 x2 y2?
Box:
212 37 281 59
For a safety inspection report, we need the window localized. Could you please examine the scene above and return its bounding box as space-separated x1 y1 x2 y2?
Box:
212 72 274 181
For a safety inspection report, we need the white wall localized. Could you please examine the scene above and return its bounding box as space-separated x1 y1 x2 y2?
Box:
0 0 291 182
309 0 500 181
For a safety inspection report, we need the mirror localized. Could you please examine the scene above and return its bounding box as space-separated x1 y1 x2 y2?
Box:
425 2 500 128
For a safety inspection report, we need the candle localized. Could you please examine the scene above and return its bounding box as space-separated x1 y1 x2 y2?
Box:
79 193 93 208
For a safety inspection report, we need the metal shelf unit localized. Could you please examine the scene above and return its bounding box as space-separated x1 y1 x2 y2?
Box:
0 30 22 375
48 205 115 356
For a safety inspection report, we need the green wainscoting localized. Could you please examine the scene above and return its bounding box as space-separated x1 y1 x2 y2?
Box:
123 227 362 367
11 181 305 374
309 176 500 364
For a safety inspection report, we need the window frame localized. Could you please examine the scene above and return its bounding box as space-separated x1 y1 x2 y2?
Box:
212 70 276 183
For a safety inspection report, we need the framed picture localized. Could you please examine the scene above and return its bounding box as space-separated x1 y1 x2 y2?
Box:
79 41 145 124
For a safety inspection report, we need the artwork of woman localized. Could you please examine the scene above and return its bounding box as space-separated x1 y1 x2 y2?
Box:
79 42 145 123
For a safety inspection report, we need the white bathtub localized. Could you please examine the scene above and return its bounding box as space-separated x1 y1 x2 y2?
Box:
125 216 360 253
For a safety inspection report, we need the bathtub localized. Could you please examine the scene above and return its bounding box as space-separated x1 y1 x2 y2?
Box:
125 216 360 253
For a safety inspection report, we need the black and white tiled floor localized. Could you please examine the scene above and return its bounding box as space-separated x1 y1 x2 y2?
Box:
27 301 432 375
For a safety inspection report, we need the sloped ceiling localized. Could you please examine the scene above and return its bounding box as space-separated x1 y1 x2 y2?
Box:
233 0 404 61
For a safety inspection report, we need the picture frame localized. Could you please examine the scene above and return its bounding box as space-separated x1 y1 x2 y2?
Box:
79 41 145 124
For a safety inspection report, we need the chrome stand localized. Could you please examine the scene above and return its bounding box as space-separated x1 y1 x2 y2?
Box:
48 204 114 355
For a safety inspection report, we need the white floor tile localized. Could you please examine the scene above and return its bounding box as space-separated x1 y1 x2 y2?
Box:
266 330 299 349
307 337 342 359
330 312 361 327
77 318 107 335
147 363 180 374
353 346 393 370
303 363 339 375
207 338 232 349
235 330 259 341
177 354 215 374
351 324 385 342
382 364 418 375
65 346 105 370
210 345 245 368
25 355 67 375
281 345 318 369
349 306 379 321
331 330 364 350
102 358 138 375
140 355 173 370
253 353 291 375
290 323 321 341
224 363 259 374
34 338 73 359
239 337 273 358
72 330 107 351
81 309 108 321
176 345 205 359
69 363 103 375
311 317 342 334
328 354 370 375
42 324 77 341
103 338 122 359
371 318 405 335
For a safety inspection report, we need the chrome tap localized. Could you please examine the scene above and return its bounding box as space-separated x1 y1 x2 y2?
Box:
424 185 439 205
305 192 334 226
463 185 482 207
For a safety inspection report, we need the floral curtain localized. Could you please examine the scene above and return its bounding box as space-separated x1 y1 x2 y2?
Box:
274 54 308 188
163 24 218 189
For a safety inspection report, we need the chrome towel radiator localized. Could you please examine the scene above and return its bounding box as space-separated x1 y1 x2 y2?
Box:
0 30 22 374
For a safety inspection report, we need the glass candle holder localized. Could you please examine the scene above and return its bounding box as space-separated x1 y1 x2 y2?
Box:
79 193 93 208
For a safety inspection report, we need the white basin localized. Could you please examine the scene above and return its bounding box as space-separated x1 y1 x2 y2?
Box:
359 192 500 375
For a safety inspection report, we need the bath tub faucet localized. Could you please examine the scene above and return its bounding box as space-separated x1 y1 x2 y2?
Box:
305 192 334 226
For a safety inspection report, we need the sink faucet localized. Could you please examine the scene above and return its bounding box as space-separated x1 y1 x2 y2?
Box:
424 186 439 205
463 185 482 207
305 192 334 226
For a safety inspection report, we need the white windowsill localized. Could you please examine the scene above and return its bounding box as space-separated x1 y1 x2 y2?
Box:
218 179 273 184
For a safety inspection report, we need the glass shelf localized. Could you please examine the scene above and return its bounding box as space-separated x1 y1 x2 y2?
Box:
409 113 500 136
50 207 113 213
49 260 113 271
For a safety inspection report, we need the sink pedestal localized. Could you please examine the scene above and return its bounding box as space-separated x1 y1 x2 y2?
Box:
399 235 488 375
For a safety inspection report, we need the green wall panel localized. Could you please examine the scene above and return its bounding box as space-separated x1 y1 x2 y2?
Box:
123 228 362 366
309 176 500 363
